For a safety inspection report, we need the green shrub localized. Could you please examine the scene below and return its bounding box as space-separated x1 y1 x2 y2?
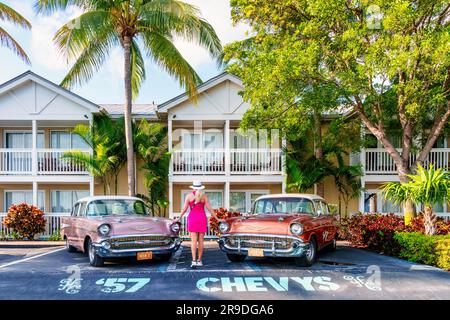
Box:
395 232 450 270
49 230 62 241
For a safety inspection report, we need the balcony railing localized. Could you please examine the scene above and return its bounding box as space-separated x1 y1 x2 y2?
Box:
171 148 283 175
364 148 450 174
0 149 90 175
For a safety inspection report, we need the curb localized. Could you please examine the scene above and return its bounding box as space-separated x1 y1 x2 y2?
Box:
0 241 65 249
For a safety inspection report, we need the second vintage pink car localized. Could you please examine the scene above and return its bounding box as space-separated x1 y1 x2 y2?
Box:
61 196 182 267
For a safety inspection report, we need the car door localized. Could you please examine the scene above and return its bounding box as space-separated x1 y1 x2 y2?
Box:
64 202 79 244
314 200 328 249
319 201 337 246
73 201 87 250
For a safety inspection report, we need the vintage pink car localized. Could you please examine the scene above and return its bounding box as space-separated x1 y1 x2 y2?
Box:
61 196 182 267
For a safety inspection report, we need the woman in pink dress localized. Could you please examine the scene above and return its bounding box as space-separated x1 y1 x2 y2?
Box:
177 181 221 268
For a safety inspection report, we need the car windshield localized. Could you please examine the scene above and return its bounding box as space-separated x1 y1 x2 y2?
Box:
86 199 149 216
253 197 315 215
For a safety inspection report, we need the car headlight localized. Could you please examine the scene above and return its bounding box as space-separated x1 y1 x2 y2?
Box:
219 221 230 233
98 224 111 236
171 223 180 233
290 223 303 235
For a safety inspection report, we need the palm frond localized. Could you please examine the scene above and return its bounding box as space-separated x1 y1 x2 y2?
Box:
130 39 146 99
0 27 30 64
0 2 31 28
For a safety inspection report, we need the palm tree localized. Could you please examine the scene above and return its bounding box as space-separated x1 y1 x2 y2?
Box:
0 1 31 63
134 119 170 216
62 117 122 195
383 164 450 235
36 0 222 196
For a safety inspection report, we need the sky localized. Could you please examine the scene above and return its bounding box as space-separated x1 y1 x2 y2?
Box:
0 0 249 104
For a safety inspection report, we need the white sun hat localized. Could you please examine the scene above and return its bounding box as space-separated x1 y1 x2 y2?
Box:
189 181 205 190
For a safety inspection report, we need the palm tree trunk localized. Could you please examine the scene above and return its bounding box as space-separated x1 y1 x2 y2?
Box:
399 169 416 225
313 111 324 197
423 205 437 236
123 36 136 196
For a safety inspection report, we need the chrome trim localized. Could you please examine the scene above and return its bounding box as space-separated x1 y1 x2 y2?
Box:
93 239 181 253
105 233 173 239
220 233 303 242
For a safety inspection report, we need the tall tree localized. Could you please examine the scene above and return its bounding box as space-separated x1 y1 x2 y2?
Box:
0 1 31 63
226 0 450 224
36 0 222 196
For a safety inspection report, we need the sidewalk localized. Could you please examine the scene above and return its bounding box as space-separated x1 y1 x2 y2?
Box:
0 241 65 248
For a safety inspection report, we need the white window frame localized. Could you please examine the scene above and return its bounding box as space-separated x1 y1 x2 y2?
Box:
4 190 45 212
181 189 223 216
230 189 269 213
50 130 89 150
3 130 45 148
50 189 90 213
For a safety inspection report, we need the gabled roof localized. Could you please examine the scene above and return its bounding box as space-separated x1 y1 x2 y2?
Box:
157 72 243 113
0 71 100 113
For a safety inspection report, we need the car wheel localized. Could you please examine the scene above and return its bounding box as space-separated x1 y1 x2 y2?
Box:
65 238 77 253
226 253 247 262
158 253 172 262
88 239 104 267
295 237 317 267
326 237 337 252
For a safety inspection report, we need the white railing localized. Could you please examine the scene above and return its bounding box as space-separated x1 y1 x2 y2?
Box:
364 148 450 174
0 149 32 174
172 149 225 174
174 214 217 239
172 148 283 175
0 149 90 175
37 149 89 174
0 212 70 239
230 149 282 174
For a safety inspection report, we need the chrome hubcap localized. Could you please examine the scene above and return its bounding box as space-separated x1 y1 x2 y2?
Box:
88 243 95 262
306 243 315 260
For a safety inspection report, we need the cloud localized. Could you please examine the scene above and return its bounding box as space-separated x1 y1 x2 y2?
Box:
173 0 249 68
29 6 83 70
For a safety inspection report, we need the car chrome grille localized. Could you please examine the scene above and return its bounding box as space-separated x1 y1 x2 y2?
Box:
110 235 172 250
225 235 294 250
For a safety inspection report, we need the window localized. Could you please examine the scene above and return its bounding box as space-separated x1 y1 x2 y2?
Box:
203 131 223 149
51 190 89 213
314 200 330 215
78 202 87 217
86 199 148 216
382 198 401 213
51 131 88 149
72 203 80 217
5 191 45 211
5 132 44 148
230 191 268 213
253 197 315 215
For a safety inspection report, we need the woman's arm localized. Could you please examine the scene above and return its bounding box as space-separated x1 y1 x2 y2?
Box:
177 195 191 220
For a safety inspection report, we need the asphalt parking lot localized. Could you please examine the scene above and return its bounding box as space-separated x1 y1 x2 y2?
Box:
0 242 450 300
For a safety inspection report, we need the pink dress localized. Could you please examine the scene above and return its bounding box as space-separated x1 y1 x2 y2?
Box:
187 191 208 233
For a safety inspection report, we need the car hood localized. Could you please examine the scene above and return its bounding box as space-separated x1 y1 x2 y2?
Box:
227 214 310 235
92 215 176 236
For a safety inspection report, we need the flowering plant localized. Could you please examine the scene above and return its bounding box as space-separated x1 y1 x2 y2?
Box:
3 203 46 240
209 208 241 236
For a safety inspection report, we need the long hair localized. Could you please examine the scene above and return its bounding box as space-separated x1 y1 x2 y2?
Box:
194 189 204 204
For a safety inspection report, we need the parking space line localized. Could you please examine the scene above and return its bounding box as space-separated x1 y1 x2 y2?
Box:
0 247 65 269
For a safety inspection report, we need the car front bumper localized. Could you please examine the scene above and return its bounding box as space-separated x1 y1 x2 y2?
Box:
92 237 182 258
218 234 309 258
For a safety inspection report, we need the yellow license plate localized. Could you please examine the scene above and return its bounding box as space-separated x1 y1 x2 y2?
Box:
248 248 264 257
137 251 153 260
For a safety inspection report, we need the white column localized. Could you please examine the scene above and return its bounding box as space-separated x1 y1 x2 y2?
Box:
224 181 230 210
168 116 173 176
224 120 230 175
32 120 37 176
359 178 366 213
169 181 173 218
89 176 95 196
32 181 38 207
281 135 287 192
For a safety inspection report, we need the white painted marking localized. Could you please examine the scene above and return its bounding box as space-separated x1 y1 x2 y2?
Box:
0 247 65 269
167 246 183 271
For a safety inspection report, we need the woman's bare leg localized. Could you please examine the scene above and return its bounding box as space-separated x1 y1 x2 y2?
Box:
190 232 198 261
197 233 205 261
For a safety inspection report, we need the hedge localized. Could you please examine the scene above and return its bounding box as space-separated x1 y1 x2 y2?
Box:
394 232 450 271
